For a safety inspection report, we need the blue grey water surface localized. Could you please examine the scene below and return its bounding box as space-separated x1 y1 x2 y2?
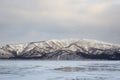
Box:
0 60 120 80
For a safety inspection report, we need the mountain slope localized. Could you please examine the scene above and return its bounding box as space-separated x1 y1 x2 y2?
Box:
0 39 120 60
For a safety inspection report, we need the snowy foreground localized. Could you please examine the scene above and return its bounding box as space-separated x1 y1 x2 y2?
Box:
0 39 120 60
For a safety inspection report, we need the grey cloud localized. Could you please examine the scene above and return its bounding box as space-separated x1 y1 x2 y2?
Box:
0 0 120 44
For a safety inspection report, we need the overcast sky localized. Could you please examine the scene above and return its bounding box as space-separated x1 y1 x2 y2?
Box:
0 0 120 44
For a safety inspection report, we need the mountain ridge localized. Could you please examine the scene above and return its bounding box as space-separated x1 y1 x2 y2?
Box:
0 39 120 60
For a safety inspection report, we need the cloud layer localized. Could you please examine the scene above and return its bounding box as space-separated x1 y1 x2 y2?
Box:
0 0 120 44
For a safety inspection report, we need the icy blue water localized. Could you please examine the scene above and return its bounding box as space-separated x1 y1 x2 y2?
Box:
0 60 120 80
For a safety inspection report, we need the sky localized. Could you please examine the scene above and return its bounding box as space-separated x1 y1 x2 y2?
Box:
0 0 120 44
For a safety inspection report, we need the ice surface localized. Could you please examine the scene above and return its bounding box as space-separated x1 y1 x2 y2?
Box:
0 60 120 80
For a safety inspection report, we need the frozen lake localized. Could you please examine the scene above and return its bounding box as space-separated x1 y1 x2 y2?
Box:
0 60 120 80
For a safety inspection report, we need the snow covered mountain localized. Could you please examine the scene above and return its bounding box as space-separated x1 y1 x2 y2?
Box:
0 39 120 60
